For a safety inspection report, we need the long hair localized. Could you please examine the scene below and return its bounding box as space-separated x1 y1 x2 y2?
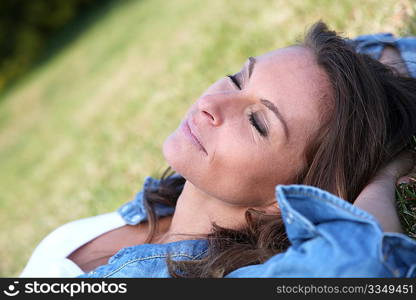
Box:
142 21 416 277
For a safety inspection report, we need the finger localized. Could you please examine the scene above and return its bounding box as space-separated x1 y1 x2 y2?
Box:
397 176 412 185
392 150 416 177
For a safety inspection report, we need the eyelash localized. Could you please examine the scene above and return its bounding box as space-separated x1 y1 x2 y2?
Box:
249 112 267 137
227 74 267 137
227 74 241 89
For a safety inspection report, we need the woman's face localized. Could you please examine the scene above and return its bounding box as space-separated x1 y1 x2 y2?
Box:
163 46 331 207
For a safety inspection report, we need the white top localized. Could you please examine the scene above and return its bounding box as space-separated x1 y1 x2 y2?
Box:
20 212 127 278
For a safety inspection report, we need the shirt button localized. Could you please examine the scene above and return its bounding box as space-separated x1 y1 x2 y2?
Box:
130 215 141 223
286 212 294 224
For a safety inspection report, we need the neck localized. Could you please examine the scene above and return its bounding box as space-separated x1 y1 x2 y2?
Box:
154 180 255 244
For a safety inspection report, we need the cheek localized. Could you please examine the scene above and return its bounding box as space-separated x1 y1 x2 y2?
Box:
210 126 291 181
272 141 309 182
209 144 277 195
239 144 305 187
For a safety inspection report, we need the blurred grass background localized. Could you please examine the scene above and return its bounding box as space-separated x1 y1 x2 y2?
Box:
0 0 415 276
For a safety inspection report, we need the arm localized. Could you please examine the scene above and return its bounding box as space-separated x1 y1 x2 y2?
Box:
353 151 415 233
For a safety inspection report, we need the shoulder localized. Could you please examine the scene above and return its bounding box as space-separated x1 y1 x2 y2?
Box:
34 212 126 256
20 212 126 277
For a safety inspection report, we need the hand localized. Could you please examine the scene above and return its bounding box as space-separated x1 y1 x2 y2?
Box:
372 150 416 183
397 161 416 185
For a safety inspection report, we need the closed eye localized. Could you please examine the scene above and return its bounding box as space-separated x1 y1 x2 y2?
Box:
249 112 267 137
227 74 241 89
226 73 268 138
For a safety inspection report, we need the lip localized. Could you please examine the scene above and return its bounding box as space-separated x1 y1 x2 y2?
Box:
182 118 208 155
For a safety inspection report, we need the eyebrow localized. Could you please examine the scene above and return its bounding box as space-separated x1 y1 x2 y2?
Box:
246 57 290 140
248 56 255 79
260 99 290 140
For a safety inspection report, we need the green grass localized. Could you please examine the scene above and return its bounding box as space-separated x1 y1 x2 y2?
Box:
397 181 416 239
0 0 415 276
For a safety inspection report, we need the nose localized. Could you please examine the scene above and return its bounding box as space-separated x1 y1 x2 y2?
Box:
196 92 248 126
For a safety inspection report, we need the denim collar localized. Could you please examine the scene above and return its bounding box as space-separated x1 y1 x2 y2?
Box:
118 174 182 225
107 239 208 267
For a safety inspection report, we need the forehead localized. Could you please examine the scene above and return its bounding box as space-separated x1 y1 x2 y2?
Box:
257 45 314 61
253 45 324 94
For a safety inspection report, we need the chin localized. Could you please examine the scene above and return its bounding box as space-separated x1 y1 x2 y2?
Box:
162 132 188 175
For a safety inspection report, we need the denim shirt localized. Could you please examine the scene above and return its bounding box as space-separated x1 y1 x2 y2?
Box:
78 34 416 278
77 174 416 278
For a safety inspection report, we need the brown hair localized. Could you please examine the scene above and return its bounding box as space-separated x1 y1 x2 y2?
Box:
143 21 416 277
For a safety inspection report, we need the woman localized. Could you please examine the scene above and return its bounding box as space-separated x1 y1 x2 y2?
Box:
20 21 416 278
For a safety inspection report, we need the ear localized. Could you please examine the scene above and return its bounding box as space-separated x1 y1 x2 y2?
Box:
257 199 280 215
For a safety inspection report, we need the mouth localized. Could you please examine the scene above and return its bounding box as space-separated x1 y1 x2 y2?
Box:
183 118 208 155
